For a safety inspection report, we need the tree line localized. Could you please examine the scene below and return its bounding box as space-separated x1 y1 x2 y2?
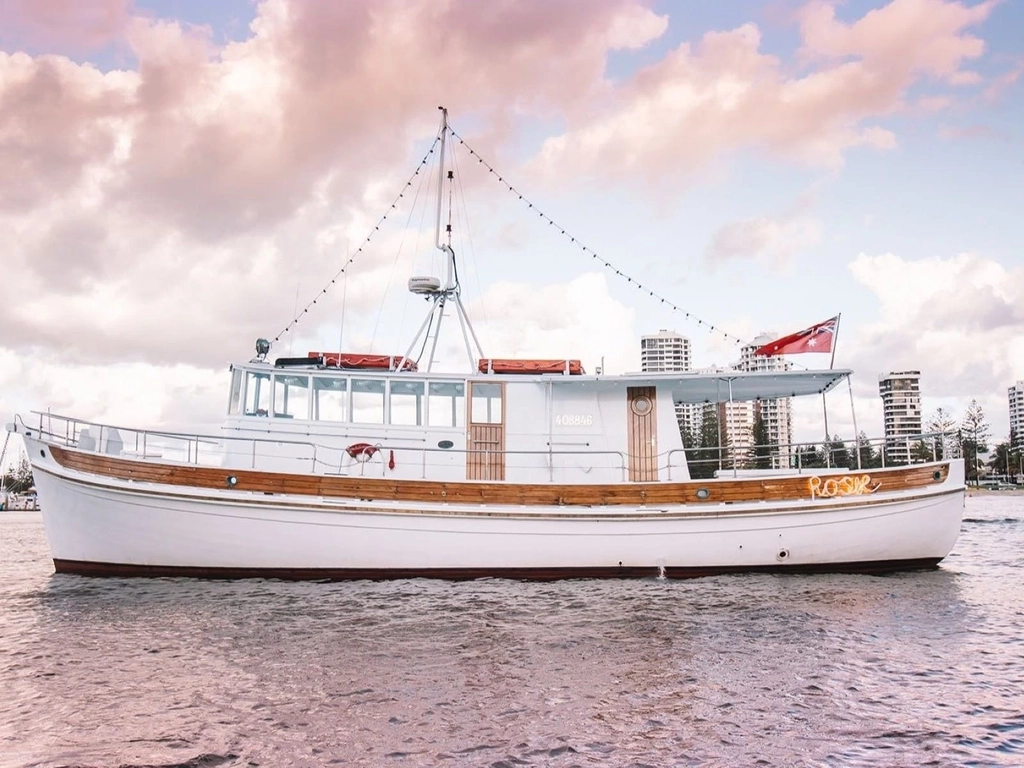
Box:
1 454 34 495
684 398 1003 485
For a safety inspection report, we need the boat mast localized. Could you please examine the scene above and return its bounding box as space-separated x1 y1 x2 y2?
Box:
403 107 485 371
435 108 456 292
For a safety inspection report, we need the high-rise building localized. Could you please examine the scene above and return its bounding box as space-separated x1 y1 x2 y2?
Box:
732 334 793 467
640 330 692 373
878 371 922 464
1009 382 1024 446
640 330 693 434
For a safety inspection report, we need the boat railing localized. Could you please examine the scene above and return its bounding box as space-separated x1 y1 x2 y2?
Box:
26 411 321 471
23 412 953 483
667 431 954 480
24 412 629 481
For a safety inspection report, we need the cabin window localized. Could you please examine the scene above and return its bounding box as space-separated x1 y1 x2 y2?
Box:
390 380 425 426
471 382 503 424
244 371 272 416
273 374 310 419
228 368 243 415
427 382 465 428
312 376 348 421
352 378 386 424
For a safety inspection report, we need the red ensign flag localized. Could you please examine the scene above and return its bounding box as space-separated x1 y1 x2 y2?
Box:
754 316 839 356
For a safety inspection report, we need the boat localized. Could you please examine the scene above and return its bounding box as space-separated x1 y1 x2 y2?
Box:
7 109 965 580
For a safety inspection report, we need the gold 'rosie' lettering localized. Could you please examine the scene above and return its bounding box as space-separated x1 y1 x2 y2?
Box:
808 474 880 499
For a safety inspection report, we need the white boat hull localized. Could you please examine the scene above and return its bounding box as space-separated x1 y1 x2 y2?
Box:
28 437 966 579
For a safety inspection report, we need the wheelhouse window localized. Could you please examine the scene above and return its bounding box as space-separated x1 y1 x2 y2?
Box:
390 380 425 426
428 381 465 428
273 374 310 419
471 383 503 424
228 368 243 415
352 378 386 424
244 371 271 416
312 376 348 421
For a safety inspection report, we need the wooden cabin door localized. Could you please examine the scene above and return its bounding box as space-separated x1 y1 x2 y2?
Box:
627 386 658 481
467 382 505 480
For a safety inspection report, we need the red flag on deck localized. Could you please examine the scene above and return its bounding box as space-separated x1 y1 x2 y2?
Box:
754 316 838 356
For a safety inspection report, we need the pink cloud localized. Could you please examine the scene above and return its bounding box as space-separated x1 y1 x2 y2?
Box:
798 0 992 81
0 51 133 212
534 0 994 180
983 60 1023 101
0 0 668 239
0 0 671 365
938 123 1002 140
0 0 133 53
917 94 954 111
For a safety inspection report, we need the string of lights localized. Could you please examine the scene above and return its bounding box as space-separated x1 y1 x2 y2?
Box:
448 128 744 346
272 137 441 344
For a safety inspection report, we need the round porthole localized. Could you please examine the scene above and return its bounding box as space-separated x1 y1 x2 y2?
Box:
40 449 46 459
695 488 710 500
631 396 653 416
933 470 942 481
226 475 238 488
438 440 454 449
777 548 790 562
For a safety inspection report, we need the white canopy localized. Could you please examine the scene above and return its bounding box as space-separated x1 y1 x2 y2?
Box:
551 369 851 403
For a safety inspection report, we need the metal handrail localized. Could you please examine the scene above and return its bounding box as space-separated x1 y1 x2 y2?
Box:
24 411 629 480
29 411 320 471
22 411 954 483
666 431 952 479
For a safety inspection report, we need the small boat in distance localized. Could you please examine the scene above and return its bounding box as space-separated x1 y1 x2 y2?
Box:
8 110 965 580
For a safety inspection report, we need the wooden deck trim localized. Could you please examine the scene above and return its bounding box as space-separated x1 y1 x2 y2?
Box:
45 444 952 508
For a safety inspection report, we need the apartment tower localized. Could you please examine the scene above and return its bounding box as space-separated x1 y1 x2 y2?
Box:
640 330 693 434
1009 381 1024 446
878 371 922 465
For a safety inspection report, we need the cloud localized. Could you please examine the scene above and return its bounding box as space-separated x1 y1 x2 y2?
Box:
532 0 993 180
0 0 132 54
0 0 666 383
797 0 992 79
843 252 1024 436
465 273 637 375
983 60 1023 102
938 123 1003 140
705 193 822 265
917 94 953 112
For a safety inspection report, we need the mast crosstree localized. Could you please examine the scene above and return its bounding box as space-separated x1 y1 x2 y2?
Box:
403 106 485 372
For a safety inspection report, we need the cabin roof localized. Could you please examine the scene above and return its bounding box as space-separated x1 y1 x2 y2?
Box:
586 369 851 403
237 361 849 403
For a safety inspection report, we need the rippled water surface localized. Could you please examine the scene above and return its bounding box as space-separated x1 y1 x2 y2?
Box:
2 496 1023 767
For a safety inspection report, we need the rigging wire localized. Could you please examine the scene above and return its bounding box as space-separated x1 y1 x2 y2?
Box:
336 245 349 355
451 143 490 340
447 128 745 346
272 136 441 346
370 143 436 349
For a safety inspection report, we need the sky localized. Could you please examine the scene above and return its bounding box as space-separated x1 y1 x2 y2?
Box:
1 0 1022 470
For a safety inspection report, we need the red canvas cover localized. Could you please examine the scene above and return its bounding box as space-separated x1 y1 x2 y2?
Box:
309 352 418 372
478 358 584 375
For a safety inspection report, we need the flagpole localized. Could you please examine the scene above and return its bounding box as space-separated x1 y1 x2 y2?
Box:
822 393 831 467
829 313 842 371
822 314 840 467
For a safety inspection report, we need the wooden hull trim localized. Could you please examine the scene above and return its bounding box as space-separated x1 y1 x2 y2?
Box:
53 557 945 581
45 444 951 508
32 462 964 522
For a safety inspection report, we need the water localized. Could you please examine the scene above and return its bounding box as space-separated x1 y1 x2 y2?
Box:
1 497 1022 768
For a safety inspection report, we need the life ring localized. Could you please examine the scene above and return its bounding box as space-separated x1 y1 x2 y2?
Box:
346 442 379 462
